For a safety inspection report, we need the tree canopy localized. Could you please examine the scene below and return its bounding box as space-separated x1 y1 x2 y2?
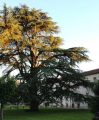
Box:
0 5 90 111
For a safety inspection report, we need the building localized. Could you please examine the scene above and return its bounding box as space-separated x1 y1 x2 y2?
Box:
71 68 99 109
83 68 99 83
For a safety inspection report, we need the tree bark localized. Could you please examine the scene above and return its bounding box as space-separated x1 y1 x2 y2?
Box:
30 100 39 112
0 103 4 120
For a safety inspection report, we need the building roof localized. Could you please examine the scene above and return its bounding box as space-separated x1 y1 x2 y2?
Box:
83 68 99 76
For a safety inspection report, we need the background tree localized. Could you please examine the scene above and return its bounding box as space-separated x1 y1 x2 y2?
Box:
0 76 16 120
0 5 90 111
89 81 99 113
10 83 23 109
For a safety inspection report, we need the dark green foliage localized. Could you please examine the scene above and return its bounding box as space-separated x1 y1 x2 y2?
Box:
90 81 99 113
10 84 23 106
0 76 16 105
93 81 99 96
0 76 16 120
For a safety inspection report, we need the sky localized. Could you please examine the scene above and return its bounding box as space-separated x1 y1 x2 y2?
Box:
0 0 99 71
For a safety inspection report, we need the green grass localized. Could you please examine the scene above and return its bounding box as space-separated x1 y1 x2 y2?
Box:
4 108 93 120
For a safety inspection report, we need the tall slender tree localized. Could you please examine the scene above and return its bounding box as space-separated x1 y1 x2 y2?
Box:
90 81 99 113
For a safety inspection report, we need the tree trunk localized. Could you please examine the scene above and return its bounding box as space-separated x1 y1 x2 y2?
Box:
30 100 39 112
0 103 4 120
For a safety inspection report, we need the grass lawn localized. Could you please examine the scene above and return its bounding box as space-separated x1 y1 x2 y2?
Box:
4 108 93 120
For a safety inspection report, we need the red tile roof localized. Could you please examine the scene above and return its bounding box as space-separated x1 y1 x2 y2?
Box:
83 68 99 76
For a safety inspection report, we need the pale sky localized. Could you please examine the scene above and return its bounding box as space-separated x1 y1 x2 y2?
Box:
0 0 99 71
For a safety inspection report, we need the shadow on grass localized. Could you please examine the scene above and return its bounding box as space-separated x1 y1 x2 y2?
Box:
4 108 92 116
3 108 93 120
